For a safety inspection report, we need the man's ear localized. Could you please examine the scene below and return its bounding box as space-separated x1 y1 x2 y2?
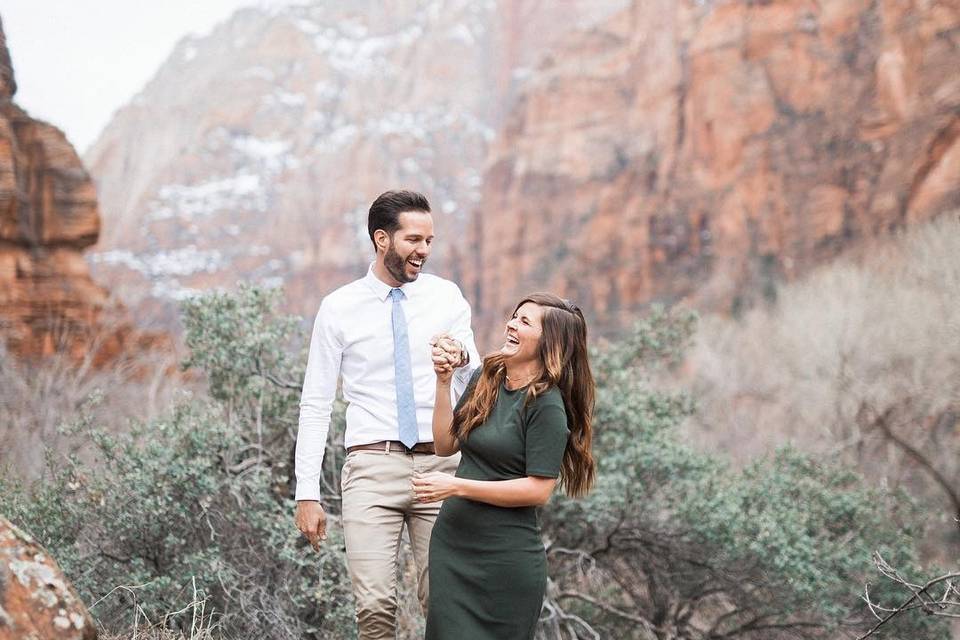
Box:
373 229 390 253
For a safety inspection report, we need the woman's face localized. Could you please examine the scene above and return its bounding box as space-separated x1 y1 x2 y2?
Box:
500 302 544 363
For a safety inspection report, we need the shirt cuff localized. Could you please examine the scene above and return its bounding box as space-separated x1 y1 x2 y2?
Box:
295 482 322 502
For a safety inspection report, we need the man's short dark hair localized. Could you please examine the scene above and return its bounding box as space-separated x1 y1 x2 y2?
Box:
367 190 431 251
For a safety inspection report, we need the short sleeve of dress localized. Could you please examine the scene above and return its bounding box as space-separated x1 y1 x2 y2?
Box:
524 393 570 478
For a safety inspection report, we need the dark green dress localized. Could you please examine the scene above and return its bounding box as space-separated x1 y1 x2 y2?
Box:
425 376 570 640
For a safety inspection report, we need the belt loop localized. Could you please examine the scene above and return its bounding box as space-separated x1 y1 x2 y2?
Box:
385 441 391 454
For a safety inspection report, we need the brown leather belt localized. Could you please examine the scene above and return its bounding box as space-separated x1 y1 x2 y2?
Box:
346 440 436 455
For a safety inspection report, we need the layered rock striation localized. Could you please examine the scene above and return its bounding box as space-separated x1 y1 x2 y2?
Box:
0 17 161 363
464 0 960 342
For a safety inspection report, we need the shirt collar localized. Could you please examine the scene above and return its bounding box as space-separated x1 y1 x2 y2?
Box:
363 263 423 301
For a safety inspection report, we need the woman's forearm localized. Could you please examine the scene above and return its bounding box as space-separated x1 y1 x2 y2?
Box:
432 379 459 455
453 476 557 507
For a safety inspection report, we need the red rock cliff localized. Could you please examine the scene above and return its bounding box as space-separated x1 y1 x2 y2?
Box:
465 0 960 344
0 17 159 363
84 0 626 327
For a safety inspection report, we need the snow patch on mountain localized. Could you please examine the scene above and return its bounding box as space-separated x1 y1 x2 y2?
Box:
148 174 266 221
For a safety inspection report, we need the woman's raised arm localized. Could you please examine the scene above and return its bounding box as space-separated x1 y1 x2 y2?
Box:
431 336 461 456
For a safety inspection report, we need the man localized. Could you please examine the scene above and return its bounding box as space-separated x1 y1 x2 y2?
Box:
295 190 479 639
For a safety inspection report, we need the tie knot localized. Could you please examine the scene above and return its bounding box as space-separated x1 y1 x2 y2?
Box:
389 288 405 301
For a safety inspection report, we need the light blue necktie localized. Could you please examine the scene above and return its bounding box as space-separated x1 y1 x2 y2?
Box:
389 288 419 449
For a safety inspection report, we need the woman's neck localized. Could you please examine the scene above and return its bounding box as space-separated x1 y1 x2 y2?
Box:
504 362 540 390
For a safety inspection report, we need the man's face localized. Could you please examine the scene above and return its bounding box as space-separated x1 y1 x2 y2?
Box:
382 210 434 284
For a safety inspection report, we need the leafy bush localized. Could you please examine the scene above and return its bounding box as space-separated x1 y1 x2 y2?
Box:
0 398 355 639
3 284 387 639
539 307 946 639
1 290 947 639
180 285 304 493
687 216 960 540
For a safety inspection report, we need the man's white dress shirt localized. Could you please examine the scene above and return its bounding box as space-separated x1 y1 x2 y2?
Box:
295 265 480 501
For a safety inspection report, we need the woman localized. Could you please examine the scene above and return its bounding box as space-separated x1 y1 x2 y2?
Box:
412 293 595 640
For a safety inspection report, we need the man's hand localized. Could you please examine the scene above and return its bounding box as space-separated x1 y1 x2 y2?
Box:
430 334 464 385
295 500 327 551
431 335 467 367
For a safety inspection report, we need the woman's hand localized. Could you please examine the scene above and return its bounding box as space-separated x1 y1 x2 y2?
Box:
430 335 462 456
412 471 462 503
430 334 461 385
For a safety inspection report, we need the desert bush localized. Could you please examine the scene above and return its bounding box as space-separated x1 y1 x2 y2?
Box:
0 313 181 481
685 215 960 556
0 396 355 639
179 285 304 492
538 307 945 639
2 288 948 639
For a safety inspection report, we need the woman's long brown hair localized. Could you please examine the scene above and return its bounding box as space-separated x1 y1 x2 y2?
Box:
451 293 596 497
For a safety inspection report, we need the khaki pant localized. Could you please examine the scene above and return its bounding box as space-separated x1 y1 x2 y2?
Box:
340 448 460 640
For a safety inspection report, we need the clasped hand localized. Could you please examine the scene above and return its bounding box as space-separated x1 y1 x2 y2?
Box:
430 334 464 382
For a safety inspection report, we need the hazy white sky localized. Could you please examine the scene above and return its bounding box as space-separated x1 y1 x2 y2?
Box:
1 0 293 153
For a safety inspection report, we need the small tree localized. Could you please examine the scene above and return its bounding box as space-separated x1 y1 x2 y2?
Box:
179 283 348 513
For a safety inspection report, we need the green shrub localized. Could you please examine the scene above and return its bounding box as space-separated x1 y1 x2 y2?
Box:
0 398 355 639
2 290 945 639
539 308 946 639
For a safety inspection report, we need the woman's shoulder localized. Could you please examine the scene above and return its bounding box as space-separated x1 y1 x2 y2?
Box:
522 386 569 437
535 384 564 405
526 385 567 415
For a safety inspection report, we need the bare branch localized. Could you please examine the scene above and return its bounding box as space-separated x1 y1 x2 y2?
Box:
554 590 655 629
252 361 302 391
863 402 960 519
859 551 960 638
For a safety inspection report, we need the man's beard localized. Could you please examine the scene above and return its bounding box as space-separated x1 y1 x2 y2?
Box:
384 240 420 284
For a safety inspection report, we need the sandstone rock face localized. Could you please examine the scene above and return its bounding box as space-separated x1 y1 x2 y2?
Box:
0 515 97 640
0 17 163 363
464 0 960 343
85 0 626 326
